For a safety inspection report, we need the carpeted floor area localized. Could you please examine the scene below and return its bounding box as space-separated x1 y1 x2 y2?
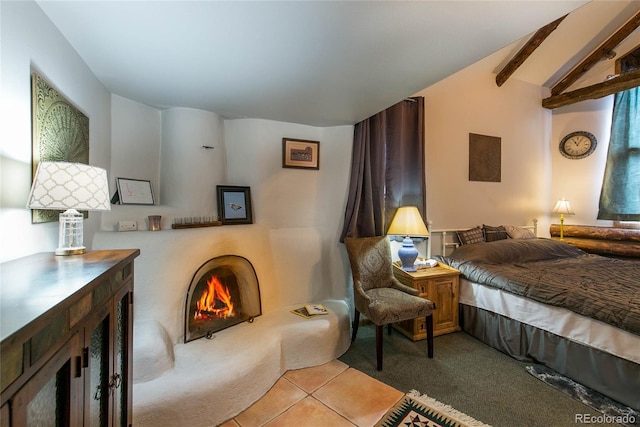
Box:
339 326 629 427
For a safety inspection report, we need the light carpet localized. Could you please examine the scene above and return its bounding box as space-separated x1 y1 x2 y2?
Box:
376 390 491 427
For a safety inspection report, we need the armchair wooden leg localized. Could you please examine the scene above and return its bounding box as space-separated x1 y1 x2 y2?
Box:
376 324 383 371
426 314 434 358
351 310 360 342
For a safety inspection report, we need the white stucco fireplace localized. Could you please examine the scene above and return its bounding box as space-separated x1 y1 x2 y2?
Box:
92 224 351 426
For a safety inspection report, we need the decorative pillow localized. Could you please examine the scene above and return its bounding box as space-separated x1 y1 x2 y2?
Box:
457 226 485 245
504 225 536 239
483 224 509 242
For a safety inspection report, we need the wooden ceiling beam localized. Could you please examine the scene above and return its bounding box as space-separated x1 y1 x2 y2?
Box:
542 67 640 109
495 15 566 87
550 11 640 96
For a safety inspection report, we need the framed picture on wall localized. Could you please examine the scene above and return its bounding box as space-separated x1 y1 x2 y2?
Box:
282 138 319 170
115 178 155 205
217 185 253 225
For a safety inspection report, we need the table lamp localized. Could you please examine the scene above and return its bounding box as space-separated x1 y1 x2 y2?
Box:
27 161 111 255
387 206 429 271
552 198 574 240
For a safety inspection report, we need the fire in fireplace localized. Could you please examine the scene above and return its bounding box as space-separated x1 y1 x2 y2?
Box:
184 255 261 342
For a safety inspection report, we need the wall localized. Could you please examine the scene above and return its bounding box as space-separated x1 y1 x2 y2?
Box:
224 120 353 300
0 0 111 262
550 97 615 227
111 95 162 202
416 49 552 236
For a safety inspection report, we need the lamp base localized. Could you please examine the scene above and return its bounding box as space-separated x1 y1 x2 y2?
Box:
55 246 86 256
398 236 418 272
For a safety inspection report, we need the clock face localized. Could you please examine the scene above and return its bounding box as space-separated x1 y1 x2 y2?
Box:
559 131 597 159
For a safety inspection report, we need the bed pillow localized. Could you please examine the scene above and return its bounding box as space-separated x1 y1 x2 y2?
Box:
504 225 536 239
483 224 509 242
457 226 485 245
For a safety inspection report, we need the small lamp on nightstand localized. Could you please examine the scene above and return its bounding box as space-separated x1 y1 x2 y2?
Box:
27 161 111 255
387 206 429 272
552 198 574 241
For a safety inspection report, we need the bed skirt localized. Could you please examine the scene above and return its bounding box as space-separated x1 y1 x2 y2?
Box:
460 304 640 411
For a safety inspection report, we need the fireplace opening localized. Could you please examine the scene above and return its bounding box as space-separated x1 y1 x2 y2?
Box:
184 255 261 343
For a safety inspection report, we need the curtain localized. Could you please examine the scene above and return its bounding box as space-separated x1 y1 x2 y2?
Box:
340 97 425 240
598 86 640 221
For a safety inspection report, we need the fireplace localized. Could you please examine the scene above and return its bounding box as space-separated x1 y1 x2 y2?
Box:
184 255 261 343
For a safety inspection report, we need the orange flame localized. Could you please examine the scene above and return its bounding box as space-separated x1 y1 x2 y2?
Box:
194 275 235 320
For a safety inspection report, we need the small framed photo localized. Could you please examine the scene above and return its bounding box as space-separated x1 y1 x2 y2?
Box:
116 178 155 205
282 138 319 170
217 185 253 225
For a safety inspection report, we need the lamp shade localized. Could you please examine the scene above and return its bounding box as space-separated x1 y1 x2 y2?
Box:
27 162 111 211
552 198 575 215
387 206 429 237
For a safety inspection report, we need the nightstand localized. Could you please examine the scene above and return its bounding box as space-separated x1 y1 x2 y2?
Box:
392 261 461 340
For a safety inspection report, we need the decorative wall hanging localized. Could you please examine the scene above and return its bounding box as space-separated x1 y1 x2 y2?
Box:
469 133 501 182
217 185 253 225
31 71 89 223
282 138 319 170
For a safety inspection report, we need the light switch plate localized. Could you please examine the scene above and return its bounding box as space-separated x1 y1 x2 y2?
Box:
118 221 137 232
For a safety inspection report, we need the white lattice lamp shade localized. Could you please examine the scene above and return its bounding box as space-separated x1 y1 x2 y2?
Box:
27 161 111 255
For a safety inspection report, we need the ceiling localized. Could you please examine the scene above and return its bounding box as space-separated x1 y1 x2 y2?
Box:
35 1 639 127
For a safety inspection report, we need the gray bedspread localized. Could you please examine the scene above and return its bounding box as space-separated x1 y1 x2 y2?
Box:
437 238 640 337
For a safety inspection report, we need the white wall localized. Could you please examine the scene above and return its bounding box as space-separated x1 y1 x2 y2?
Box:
0 0 111 262
550 97 615 227
111 95 162 201
224 119 353 300
416 49 552 236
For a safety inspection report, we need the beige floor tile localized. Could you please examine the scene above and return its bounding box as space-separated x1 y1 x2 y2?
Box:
264 396 356 427
234 377 307 427
312 368 404 427
283 359 349 393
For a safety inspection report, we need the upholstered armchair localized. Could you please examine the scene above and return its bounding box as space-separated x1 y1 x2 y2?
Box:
344 236 435 370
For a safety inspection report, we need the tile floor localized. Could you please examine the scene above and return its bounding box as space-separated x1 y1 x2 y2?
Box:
218 359 404 427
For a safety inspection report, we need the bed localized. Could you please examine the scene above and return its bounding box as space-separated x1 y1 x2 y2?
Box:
434 232 640 411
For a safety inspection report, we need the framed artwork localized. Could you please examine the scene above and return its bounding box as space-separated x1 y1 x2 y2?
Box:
469 133 501 182
217 185 253 225
115 178 155 205
282 138 319 170
31 71 89 223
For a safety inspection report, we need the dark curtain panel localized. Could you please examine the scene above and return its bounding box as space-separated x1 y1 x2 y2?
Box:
340 97 425 240
598 86 640 221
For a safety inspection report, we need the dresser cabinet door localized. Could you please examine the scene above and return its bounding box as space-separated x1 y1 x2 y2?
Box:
10 333 83 427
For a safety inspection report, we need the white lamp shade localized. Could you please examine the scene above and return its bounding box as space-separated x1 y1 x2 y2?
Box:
387 206 429 237
552 198 575 215
27 162 111 211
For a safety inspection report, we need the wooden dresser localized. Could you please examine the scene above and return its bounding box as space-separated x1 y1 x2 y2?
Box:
1 249 139 427
392 262 461 340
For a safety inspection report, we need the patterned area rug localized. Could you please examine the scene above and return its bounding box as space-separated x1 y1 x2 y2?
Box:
376 390 491 427
526 364 640 427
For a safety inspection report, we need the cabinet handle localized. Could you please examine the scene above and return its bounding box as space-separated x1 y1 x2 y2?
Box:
109 373 122 391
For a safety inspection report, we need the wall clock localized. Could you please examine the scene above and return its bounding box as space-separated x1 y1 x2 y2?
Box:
559 131 597 159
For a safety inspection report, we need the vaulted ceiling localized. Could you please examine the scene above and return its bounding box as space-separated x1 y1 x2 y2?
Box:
36 1 639 127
